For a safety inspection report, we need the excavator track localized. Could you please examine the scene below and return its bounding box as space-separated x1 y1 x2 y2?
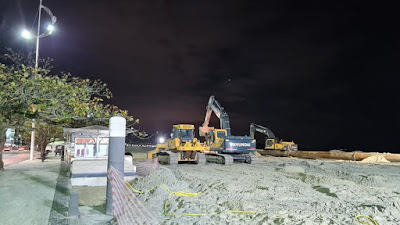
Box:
248 153 258 164
167 151 179 165
196 152 206 165
205 153 234 165
157 151 179 165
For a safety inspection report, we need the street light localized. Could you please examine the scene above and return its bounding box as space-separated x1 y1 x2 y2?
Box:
21 0 57 160
46 24 55 33
21 29 32 39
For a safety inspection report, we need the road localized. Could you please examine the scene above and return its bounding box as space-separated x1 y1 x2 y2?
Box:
3 151 30 166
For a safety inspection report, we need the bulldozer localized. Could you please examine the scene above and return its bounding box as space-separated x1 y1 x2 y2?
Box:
148 124 209 165
249 123 298 150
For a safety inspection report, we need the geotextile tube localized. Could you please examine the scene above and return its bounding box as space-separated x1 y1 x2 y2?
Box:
257 150 400 162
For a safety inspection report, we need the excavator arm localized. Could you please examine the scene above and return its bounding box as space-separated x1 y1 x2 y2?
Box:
249 123 276 139
199 96 231 136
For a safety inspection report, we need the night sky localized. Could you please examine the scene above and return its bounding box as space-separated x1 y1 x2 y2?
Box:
1 1 399 152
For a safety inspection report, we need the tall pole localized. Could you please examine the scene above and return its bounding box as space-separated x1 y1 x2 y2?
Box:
35 0 42 69
30 121 35 160
30 0 42 160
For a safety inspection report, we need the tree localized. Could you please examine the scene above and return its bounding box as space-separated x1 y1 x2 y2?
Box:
36 125 63 152
0 50 134 170
19 124 64 161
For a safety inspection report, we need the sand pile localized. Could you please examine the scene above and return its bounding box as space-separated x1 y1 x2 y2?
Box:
361 154 390 163
132 157 400 224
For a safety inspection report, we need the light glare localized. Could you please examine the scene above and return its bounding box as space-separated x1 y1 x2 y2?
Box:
46 24 54 33
21 29 32 39
158 137 165 143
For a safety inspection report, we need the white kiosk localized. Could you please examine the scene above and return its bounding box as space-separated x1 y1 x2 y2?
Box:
63 125 135 186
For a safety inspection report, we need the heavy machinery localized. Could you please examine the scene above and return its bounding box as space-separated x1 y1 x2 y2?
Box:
249 123 298 150
148 124 208 165
199 96 257 164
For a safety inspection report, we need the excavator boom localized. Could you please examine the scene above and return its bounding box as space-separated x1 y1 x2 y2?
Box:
249 123 276 139
199 96 231 136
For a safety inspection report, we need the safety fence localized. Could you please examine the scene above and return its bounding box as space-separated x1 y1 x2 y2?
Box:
135 158 159 176
108 165 159 225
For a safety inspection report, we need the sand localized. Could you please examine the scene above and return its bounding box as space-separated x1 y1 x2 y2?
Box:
132 156 400 225
361 155 390 163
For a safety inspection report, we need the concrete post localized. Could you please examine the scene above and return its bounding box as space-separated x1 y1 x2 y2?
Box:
106 115 126 215
69 189 80 218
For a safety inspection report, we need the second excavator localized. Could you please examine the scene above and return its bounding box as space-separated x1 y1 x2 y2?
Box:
249 123 298 151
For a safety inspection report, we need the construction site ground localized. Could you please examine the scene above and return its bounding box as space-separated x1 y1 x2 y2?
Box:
130 155 400 225
72 148 400 224
3 149 397 224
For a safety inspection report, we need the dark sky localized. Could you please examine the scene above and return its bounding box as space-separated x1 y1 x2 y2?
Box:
1 0 399 152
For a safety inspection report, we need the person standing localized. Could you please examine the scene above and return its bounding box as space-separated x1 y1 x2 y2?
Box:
61 145 65 161
93 144 97 157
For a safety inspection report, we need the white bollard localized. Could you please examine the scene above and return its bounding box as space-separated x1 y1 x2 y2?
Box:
106 115 126 215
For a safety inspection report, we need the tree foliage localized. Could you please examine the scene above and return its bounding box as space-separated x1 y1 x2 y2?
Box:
0 51 133 125
0 50 137 169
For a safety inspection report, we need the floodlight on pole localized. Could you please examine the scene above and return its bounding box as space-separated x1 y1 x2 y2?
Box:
21 29 32 39
22 0 57 161
46 24 54 33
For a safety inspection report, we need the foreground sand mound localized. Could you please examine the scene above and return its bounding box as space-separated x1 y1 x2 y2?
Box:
361 155 390 163
131 157 400 224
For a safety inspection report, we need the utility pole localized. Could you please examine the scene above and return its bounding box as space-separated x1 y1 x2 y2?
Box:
22 0 55 160
30 0 42 160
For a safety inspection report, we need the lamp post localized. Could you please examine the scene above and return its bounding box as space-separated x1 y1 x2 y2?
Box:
21 0 57 160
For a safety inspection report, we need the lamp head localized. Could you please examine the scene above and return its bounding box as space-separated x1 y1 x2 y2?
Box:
21 29 32 39
46 24 55 33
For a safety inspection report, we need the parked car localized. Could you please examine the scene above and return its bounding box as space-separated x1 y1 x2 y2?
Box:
54 145 64 156
18 145 29 151
3 146 12 151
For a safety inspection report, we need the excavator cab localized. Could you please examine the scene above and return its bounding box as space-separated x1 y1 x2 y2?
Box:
266 138 275 148
171 125 195 141
167 124 196 150
206 129 227 149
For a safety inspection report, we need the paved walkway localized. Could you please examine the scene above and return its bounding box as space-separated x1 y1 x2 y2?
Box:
0 155 70 225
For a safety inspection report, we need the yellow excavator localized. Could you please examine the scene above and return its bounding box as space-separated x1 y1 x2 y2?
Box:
148 124 209 165
199 96 257 164
250 123 298 150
